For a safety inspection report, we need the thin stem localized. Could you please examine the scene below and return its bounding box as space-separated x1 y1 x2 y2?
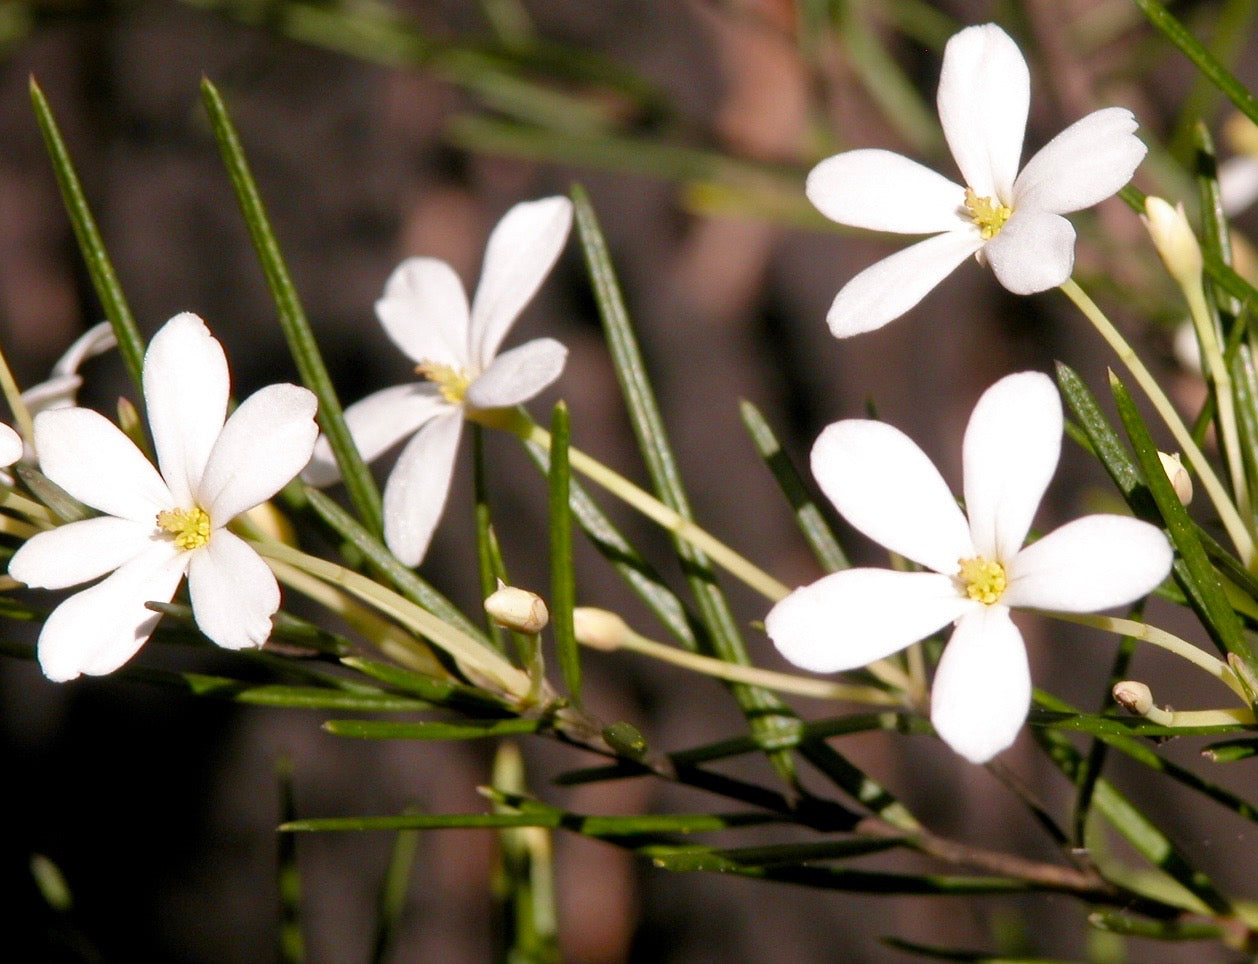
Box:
0 344 34 446
1 490 53 527
1059 278 1255 564
1041 610 1246 700
476 408 791 601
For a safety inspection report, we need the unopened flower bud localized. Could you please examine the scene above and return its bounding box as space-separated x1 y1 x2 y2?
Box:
572 607 629 652
485 584 549 634
1225 111 1258 158
1157 451 1193 505
1112 680 1154 716
1142 197 1203 285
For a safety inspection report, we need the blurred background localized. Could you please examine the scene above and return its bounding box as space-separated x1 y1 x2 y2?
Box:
1 0 1256 959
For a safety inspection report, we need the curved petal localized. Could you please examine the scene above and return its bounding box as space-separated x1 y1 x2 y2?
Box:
143 312 229 506
187 529 280 649
962 372 1062 562
198 384 319 523
9 516 157 590
767 569 971 673
806 150 967 233
303 384 449 486
937 23 1029 202
930 606 1030 763
1013 108 1145 214
470 196 573 369
34 408 171 523
36 541 187 682
0 422 21 467
983 209 1075 294
375 257 471 367
21 374 81 417
382 411 464 567
466 338 567 409
52 321 116 377
1220 156 1258 216
826 230 984 337
1003 515 1173 612
811 420 973 574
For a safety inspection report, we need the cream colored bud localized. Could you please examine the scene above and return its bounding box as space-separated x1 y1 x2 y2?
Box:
572 607 629 652
1112 680 1154 716
1157 451 1193 505
485 585 549 634
1142 197 1203 284
1225 111 1258 158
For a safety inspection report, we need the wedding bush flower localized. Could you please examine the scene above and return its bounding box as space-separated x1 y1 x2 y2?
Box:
766 372 1173 762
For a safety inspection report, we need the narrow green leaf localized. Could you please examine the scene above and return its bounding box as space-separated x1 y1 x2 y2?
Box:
1088 910 1222 942
797 741 919 831
547 402 580 702
1037 712 1250 739
472 426 509 653
14 465 91 523
1055 363 1145 504
303 486 487 644
1111 373 1255 673
29 79 145 389
283 809 778 836
1202 738 1258 762
370 817 420 964
276 756 305 963
324 718 541 740
340 657 507 714
739 400 848 572
183 674 431 711
572 184 799 782
200 78 383 534
642 836 905 873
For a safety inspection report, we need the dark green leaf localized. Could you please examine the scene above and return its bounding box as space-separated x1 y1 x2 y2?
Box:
324 718 542 740
548 402 580 702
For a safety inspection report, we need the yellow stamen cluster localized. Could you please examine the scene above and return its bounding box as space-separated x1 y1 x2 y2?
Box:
416 360 471 405
157 506 212 551
957 556 1007 605
964 188 1012 240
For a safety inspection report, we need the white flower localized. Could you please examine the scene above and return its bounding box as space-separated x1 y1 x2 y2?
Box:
8 312 319 682
305 196 573 567
1218 113 1258 215
765 372 1172 763
807 23 1146 337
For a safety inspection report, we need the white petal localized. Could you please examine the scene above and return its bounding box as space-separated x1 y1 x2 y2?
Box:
22 375 81 418
375 257 471 368
382 411 464 567
466 338 567 409
962 371 1061 562
197 384 319 524
470 196 573 369
0 423 22 467
143 312 229 506
766 569 971 673
9 516 157 589
34 408 171 523
983 209 1076 294
1220 156 1258 216
36 541 187 682
826 230 983 337
937 23 1029 202
811 420 973 574
930 606 1030 763
52 321 117 378
1013 108 1145 214
302 384 449 486
187 529 280 649
806 150 967 233
1003 515 1172 612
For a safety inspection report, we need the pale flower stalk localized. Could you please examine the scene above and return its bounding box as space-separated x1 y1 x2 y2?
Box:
305 196 573 567
807 23 1146 337
8 312 319 682
765 372 1173 763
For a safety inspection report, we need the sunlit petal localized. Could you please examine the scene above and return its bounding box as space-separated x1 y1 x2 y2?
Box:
10 516 157 590
0 423 22 466
466 338 567 409
375 257 471 367
806 150 967 234
382 410 464 567
1013 108 1145 214
983 209 1075 294
187 529 281 649
930 606 1029 763
767 569 971 673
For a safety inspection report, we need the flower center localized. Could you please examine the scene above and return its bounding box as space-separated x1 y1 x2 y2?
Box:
964 188 1012 240
416 360 471 405
157 506 212 551
957 556 1007 605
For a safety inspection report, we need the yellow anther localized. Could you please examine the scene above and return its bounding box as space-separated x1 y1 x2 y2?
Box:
416 360 472 405
157 506 212 551
964 188 1012 240
957 556 1007 605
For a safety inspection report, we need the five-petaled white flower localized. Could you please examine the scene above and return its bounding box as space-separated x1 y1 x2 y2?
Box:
8 312 319 682
765 372 1173 763
304 196 573 567
807 23 1147 337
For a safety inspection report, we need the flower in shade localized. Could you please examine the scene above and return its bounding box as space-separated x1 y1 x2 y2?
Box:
304 196 572 567
8 312 319 682
765 372 1172 763
807 23 1146 337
